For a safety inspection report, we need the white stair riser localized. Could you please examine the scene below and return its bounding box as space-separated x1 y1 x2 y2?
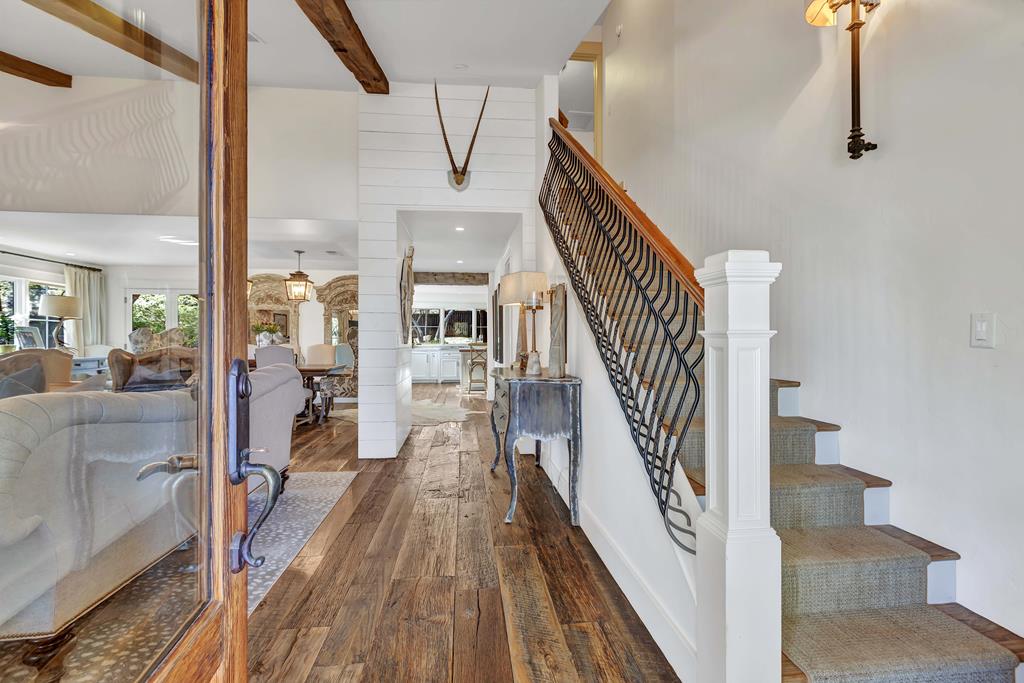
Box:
776 386 800 417
928 560 957 604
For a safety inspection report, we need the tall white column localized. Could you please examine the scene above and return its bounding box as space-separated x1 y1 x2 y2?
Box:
695 250 782 683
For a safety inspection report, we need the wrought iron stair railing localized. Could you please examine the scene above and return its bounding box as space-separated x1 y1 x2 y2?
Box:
538 118 705 553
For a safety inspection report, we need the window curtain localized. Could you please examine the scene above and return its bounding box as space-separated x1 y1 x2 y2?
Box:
64 266 106 350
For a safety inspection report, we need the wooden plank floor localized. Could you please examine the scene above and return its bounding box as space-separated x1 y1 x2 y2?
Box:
248 384 679 682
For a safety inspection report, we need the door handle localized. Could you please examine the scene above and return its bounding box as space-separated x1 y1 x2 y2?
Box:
137 454 198 480
226 358 283 573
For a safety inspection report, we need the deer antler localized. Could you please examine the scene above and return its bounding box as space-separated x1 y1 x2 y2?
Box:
434 81 491 186
434 81 460 179
460 85 490 177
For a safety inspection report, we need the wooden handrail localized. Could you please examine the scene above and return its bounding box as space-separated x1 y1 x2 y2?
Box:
547 117 704 310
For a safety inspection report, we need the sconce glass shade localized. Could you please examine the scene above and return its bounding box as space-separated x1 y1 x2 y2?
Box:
498 271 548 307
805 0 879 26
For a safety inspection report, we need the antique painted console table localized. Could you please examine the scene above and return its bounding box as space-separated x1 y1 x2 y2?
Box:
489 367 582 525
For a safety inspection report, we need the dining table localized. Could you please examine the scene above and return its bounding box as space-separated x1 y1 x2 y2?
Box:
248 360 353 424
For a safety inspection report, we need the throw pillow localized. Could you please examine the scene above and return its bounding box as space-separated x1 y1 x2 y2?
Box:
0 362 45 399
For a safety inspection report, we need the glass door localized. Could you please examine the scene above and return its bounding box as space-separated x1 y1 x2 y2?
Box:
0 0 249 680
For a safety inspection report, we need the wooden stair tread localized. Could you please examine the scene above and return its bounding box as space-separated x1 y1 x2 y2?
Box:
782 653 808 682
871 524 960 561
934 603 1024 662
663 414 840 436
822 464 892 489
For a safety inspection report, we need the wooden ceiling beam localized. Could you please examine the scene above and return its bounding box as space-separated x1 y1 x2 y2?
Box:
414 272 489 286
0 50 72 87
23 0 199 83
294 0 389 94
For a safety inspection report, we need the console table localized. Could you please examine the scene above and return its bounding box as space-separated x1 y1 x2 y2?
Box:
489 367 582 525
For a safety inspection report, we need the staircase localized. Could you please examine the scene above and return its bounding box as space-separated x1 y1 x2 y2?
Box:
538 118 1024 682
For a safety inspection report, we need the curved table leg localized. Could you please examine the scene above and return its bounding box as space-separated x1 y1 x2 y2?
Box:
568 386 582 526
503 429 518 523
489 409 502 472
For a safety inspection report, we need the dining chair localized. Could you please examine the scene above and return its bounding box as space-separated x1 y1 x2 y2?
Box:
254 344 295 368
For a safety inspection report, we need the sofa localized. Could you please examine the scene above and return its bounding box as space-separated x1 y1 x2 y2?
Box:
0 363 305 641
0 350 73 391
0 388 198 640
107 346 199 392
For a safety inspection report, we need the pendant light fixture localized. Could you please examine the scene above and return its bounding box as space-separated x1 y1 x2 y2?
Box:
284 249 314 302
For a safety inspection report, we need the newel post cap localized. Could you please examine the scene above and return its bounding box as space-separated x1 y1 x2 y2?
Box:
695 250 782 288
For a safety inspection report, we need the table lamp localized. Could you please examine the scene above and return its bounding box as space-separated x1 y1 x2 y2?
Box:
499 271 548 375
38 294 82 354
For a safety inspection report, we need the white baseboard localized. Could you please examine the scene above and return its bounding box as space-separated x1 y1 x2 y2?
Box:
578 501 697 680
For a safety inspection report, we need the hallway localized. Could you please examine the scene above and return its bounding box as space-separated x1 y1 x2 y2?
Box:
247 384 678 682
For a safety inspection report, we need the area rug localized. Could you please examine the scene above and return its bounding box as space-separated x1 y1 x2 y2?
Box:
333 399 480 426
247 471 357 613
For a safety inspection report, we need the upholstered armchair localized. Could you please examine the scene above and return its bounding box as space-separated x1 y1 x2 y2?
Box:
248 363 306 491
107 346 198 392
0 349 73 391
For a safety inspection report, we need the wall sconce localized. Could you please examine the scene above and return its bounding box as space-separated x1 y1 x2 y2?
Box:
806 0 880 159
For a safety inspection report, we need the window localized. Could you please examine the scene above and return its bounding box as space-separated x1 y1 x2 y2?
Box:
412 308 441 344
126 289 200 348
443 309 474 344
28 281 67 348
0 279 13 316
475 309 487 343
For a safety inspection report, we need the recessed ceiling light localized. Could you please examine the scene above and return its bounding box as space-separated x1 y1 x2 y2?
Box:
457 260 464 264
65 252 76 257
159 236 198 247
453 64 468 71
455 226 465 232
326 250 338 255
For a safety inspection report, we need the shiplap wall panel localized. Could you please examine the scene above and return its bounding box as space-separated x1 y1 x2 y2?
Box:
358 82 538 459
360 95 535 120
361 150 535 173
361 168 535 191
359 112 536 138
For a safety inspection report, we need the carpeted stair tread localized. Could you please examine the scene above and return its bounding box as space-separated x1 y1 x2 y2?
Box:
783 605 1020 682
780 527 930 615
679 417 833 469
687 464 866 529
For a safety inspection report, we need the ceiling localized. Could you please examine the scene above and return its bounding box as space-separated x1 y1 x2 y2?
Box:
0 211 358 269
1 0 607 90
349 0 608 87
0 0 361 90
400 210 520 273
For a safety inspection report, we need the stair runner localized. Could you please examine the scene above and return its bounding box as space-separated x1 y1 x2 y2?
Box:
684 391 1019 682
571 238 1020 682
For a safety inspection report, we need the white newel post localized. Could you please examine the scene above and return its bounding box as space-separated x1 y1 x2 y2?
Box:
695 250 782 683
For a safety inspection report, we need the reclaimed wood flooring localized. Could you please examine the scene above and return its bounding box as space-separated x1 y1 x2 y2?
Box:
247 384 679 682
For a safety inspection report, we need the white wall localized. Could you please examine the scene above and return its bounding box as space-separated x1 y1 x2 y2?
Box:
600 0 1024 633
0 75 358 221
412 284 488 310
357 82 538 458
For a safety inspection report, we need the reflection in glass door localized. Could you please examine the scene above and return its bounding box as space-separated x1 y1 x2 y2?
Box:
0 0 212 680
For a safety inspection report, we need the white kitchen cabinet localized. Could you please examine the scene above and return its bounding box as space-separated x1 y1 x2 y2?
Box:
440 350 461 382
412 346 464 383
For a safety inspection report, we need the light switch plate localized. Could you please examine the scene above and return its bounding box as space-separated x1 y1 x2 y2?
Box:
970 312 997 349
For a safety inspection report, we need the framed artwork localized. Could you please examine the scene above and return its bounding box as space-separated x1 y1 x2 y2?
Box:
15 326 43 349
492 285 504 363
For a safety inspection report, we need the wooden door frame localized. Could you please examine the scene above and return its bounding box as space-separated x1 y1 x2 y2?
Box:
149 0 250 679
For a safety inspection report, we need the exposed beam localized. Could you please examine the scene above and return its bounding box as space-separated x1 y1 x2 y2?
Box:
414 272 489 286
0 50 71 87
23 0 199 83
293 0 389 94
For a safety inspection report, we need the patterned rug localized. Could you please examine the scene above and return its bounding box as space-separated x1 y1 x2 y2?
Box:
0 471 356 681
247 471 357 613
334 399 480 426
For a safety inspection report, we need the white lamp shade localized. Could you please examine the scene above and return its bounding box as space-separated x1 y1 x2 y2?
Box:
39 294 82 319
498 271 548 306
